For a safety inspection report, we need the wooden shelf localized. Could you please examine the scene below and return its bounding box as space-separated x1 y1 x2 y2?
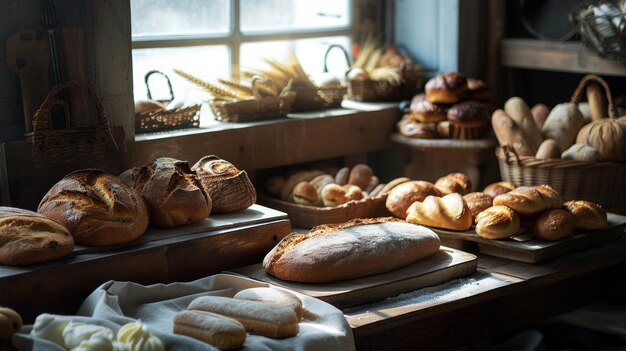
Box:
501 38 626 77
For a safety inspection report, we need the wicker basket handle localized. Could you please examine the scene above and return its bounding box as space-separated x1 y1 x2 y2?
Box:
570 74 617 119
145 70 175 101
499 144 521 165
251 75 281 98
323 44 352 73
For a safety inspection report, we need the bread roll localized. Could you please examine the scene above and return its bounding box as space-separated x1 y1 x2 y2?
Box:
483 181 516 198
541 103 584 152
342 184 364 202
492 109 536 156
334 167 350 186
120 158 211 228
320 183 347 207
504 97 543 152
475 205 520 239
561 143 601 162
493 185 563 216
192 156 256 213
188 296 298 338
408 94 448 123
0 207 74 266
376 177 411 197
425 72 468 104
434 173 472 195
564 200 607 230
535 209 574 241
173 310 246 350
368 183 386 197
347 164 374 189
467 78 490 102
0 307 22 341
234 287 303 321
280 170 324 201
531 103 550 129
535 139 562 159
406 193 473 231
309 174 334 195
364 175 380 193
292 182 320 206
39 170 149 246
386 181 443 218
463 192 494 218
263 217 440 283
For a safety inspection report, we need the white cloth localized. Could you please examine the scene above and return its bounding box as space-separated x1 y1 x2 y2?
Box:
13 274 355 351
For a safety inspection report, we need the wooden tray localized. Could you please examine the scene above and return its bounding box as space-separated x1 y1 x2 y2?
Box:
434 213 626 264
229 246 477 309
258 194 390 229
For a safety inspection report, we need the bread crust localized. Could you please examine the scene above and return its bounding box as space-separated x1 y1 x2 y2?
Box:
234 287 303 321
483 182 516 198
405 193 473 231
534 209 574 241
434 173 473 195
386 181 442 219
475 205 520 239
263 217 440 283
463 192 494 218
563 200 607 231
493 185 562 216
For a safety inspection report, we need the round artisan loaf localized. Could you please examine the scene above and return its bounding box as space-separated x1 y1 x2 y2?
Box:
192 155 256 213
0 207 74 266
173 310 246 350
434 172 473 195
475 205 520 239
493 184 562 217
187 296 298 339
234 287 303 321
386 181 443 219
263 217 441 283
563 200 607 231
38 169 148 246
120 158 211 228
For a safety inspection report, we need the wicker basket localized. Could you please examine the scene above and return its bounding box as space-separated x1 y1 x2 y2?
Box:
347 64 422 102
574 2 626 62
24 80 116 168
290 85 346 112
210 77 296 122
135 70 200 133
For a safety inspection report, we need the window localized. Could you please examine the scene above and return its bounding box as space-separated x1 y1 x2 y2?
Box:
130 0 354 103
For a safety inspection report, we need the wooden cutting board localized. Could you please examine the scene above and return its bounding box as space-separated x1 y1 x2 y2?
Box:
229 246 477 309
435 213 626 264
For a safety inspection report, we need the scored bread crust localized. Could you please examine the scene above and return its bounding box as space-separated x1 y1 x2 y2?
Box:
263 217 441 283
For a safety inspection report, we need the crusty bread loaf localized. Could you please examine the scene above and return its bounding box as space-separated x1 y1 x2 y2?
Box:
0 207 74 266
376 177 411 197
386 181 443 219
234 287 303 321
463 192 494 218
475 205 520 239
504 97 543 153
563 200 607 230
263 217 440 283
434 173 472 195
483 181 516 198
535 209 574 241
405 193 473 231
173 310 246 350
493 185 562 216
492 109 536 156
535 139 562 159
188 296 298 338
120 158 211 228
192 155 256 213
292 182 321 206
38 169 149 246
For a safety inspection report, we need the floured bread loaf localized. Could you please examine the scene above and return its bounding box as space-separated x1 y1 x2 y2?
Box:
263 217 440 283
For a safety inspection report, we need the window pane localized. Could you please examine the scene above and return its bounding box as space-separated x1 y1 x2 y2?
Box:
240 0 350 34
131 0 230 38
132 46 230 101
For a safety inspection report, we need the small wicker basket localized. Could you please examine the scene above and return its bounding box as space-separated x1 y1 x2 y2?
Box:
24 80 116 168
574 1 626 62
347 64 422 102
135 70 201 133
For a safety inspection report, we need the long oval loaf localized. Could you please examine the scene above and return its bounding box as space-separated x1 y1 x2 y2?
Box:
263 218 441 283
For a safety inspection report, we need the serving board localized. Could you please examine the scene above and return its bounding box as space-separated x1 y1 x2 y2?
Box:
259 194 390 229
434 213 626 264
229 246 477 309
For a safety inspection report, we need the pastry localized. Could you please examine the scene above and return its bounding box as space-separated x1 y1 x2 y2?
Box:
467 78 490 102
0 307 22 341
385 181 443 219
434 172 472 195
234 287 303 321
408 94 448 123
483 181 516 198
535 209 574 241
292 181 320 206
397 117 439 138
493 185 562 216
117 320 164 351
563 200 607 230
188 296 299 338
425 72 468 104
405 193 473 231
0 207 74 266
347 164 374 190
39 169 149 246
475 205 520 239
192 155 256 213
173 310 246 350
447 101 490 139
263 217 440 283
463 192 494 218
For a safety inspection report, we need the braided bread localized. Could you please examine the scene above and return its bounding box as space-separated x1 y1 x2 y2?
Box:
475 205 520 239
493 185 562 216
406 193 473 231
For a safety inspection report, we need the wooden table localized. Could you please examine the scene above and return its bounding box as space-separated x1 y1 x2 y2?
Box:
344 235 626 350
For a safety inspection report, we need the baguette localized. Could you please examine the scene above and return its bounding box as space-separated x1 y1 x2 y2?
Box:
493 185 562 216
504 97 543 152
492 109 536 156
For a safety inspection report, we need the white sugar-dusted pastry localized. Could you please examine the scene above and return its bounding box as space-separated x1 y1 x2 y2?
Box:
117 320 164 351
63 322 114 350
30 314 70 347
72 335 114 351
